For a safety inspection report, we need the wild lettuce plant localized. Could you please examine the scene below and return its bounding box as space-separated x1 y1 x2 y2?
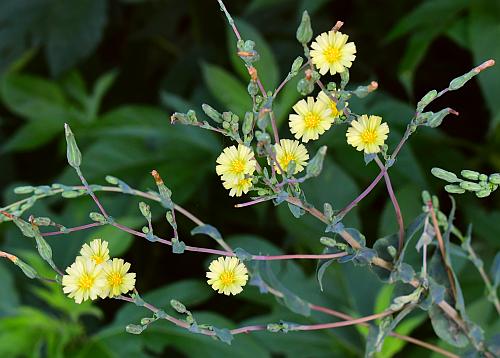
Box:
1 1 499 357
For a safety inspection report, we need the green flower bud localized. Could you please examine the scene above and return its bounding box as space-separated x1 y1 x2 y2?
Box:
459 181 482 192
297 78 314 95
431 168 460 183
307 146 327 178
14 186 35 194
186 110 198 124
449 69 476 91
105 175 119 185
64 123 81 169
89 212 107 224
126 324 145 335
296 11 313 44
476 189 491 198
340 69 349 89
247 80 259 96
489 173 500 185
242 112 254 135
202 104 222 123
35 234 53 263
478 174 488 182
141 317 155 325
460 170 480 181
170 299 187 313
417 90 438 112
14 258 38 279
444 184 465 194
33 217 51 226
426 108 454 128
139 202 151 221
290 56 304 76
421 190 431 204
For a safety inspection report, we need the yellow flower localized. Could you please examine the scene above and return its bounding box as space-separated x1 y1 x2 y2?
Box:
62 257 106 304
80 239 109 265
317 91 342 119
289 97 333 143
222 177 253 197
206 257 248 296
274 139 309 174
310 30 356 75
215 144 256 182
346 115 389 154
99 258 136 298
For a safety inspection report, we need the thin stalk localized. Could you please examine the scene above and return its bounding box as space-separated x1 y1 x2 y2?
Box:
466 244 500 315
375 156 405 254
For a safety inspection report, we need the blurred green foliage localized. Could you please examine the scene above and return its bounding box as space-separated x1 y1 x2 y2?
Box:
0 0 499 356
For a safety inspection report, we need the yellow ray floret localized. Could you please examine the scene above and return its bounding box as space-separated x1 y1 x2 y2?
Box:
80 238 110 265
289 97 333 143
222 177 253 197
62 257 106 304
274 139 309 174
99 258 136 298
317 91 342 119
206 257 248 296
215 144 256 182
346 115 389 154
310 30 356 75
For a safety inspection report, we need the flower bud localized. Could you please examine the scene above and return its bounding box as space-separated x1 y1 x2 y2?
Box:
431 168 460 183
202 104 222 123
14 258 38 279
460 170 480 181
449 69 476 91
139 202 151 222
476 189 491 198
64 123 82 169
416 90 437 112
89 212 107 224
489 173 500 185
170 299 187 313
296 11 313 44
14 186 35 194
126 324 145 335
459 181 482 192
290 56 303 76
306 146 327 178
444 184 465 194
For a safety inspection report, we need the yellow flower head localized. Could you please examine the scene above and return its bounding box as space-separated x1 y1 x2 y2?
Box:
62 257 106 304
215 144 256 182
289 97 333 143
346 115 389 154
80 239 109 265
222 177 253 197
310 30 356 75
317 91 342 119
274 139 309 174
99 258 136 298
206 257 248 296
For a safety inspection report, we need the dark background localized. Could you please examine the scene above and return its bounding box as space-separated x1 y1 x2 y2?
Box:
0 0 499 357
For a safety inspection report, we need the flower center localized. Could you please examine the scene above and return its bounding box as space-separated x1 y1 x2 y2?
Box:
109 273 123 286
304 112 320 129
323 46 341 63
92 255 104 264
281 153 296 167
219 271 235 285
78 274 94 290
361 130 377 144
230 159 246 175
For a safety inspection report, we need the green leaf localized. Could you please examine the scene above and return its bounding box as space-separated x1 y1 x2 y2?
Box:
0 262 20 315
201 63 249 116
0 73 71 121
227 18 279 90
45 0 107 76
